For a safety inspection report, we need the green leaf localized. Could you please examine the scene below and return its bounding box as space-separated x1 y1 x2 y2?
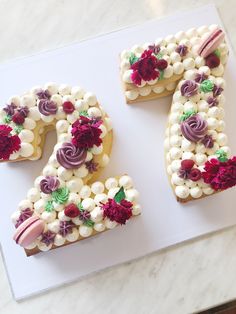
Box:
216 149 228 162
159 70 164 81
83 219 95 227
180 110 197 122
114 186 126 203
4 115 12 124
78 202 84 211
214 49 221 58
129 52 139 65
14 125 23 134
80 110 89 117
45 200 54 212
156 52 163 60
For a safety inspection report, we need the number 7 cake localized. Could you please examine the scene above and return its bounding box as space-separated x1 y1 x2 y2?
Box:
120 25 236 202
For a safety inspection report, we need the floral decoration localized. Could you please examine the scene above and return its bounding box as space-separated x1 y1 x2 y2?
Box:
41 231 56 246
213 85 223 97
200 80 214 93
59 221 75 237
85 159 98 173
71 115 102 149
175 44 188 57
202 157 236 191
207 96 218 107
180 114 208 142
130 49 168 86
194 72 208 84
180 80 198 97
216 149 228 162
3 103 17 116
0 125 21 160
201 134 214 148
178 159 202 181
102 187 133 225
15 208 33 228
40 176 60 194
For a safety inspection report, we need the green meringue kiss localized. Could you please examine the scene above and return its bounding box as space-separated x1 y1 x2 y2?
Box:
200 80 214 93
52 187 69 204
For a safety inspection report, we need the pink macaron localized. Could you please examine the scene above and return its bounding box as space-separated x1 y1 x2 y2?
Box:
198 28 225 58
13 216 45 248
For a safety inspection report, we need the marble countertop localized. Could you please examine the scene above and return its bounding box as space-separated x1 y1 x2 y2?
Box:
1 0 236 313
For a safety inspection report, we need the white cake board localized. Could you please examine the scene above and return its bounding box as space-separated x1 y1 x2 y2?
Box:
0 4 235 300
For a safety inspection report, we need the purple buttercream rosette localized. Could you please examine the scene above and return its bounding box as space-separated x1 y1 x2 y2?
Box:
38 99 58 116
56 142 87 169
40 176 60 194
180 80 198 97
181 114 208 142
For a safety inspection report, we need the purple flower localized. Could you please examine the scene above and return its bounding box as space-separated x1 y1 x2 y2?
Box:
85 160 98 173
201 134 214 148
40 176 60 194
17 106 29 118
41 231 56 246
59 221 75 237
213 85 223 97
36 90 51 100
79 210 91 222
195 72 208 83
180 80 198 97
56 142 87 169
178 168 190 179
207 97 218 107
175 45 188 57
38 99 57 116
181 114 208 142
3 103 17 116
148 44 161 55
15 208 33 228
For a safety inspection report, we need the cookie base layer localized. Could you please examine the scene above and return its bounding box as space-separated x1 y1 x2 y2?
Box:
123 74 183 104
25 214 139 256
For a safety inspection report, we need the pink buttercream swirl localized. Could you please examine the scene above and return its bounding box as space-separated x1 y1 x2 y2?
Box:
56 142 87 169
180 80 199 97
181 114 208 142
38 99 57 116
40 176 60 194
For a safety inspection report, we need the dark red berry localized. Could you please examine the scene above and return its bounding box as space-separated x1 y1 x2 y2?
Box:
189 168 202 181
64 204 80 218
156 59 168 70
181 159 194 171
12 112 25 125
63 101 75 114
205 53 220 69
